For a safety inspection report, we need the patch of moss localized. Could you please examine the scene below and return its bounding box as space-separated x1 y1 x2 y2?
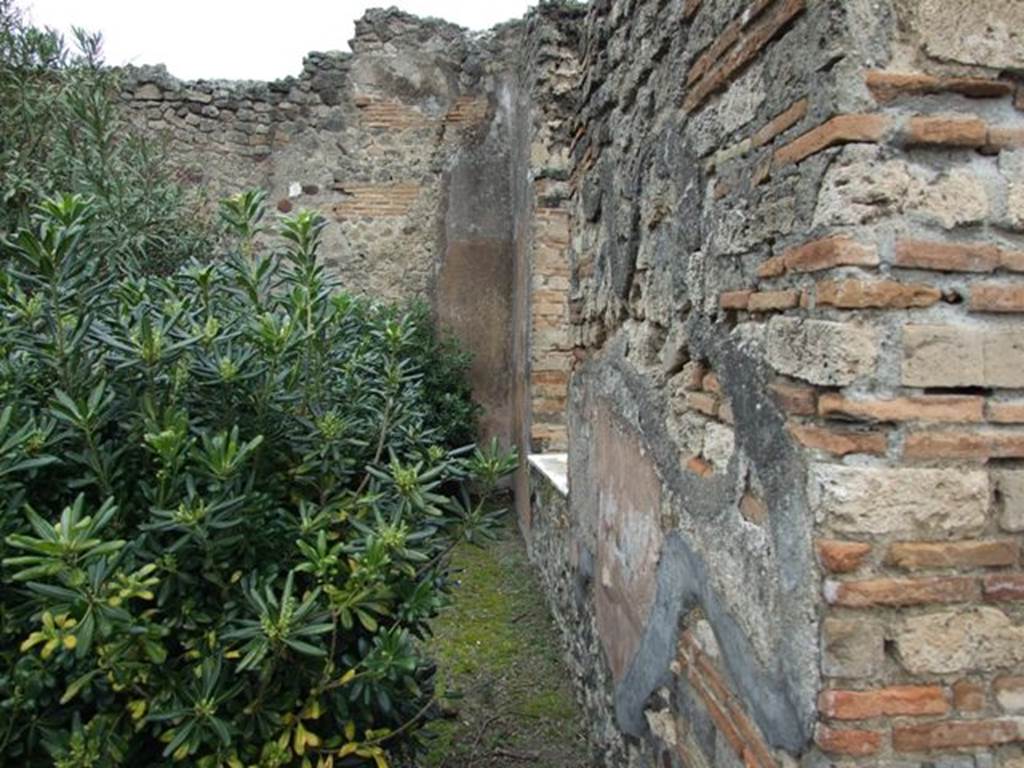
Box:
419 526 588 767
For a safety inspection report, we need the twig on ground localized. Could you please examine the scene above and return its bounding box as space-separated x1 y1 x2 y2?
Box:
493 747 540 761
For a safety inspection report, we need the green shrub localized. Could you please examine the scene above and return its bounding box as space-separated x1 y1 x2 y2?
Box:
0 0 214 274
0 190 514 767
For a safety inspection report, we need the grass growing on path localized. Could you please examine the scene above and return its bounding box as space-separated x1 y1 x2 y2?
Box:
421 524 591 768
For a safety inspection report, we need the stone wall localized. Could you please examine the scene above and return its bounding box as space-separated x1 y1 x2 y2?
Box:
119 9 521 443
121 2 1024 765
525 0 1024 766
120 6 583 451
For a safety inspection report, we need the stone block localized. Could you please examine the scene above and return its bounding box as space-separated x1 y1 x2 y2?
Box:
821 617 883 678
902 324 1024 388
808 465 989 537
994 469 1024 532
896 607 1024 674
766 317 878 386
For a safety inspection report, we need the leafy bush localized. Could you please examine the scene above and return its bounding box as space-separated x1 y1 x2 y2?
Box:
0 0 214 274
0 190 513 767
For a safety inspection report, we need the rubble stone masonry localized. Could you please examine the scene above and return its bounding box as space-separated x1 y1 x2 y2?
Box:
124 1 1024 765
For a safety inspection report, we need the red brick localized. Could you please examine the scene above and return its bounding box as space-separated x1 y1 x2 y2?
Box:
893 720 1023 752
817 540 871 573
681 361 707 390
866 70 1014 102
815 279 941 309
687 391 720 417
904 430 1024 461
815 725 882 756
684 0 807 114
887 541 1019 570
740 493 768 524
819 686 949 720
686 456 713 477
826 576 978 607
789 422 887 456
769 380 817 415
983 573 1024 602
687 18 742 86
866 71 940 101
773 114 889 169
751 98 809 148
988 401 1024 424
532 370 569 386
895 240 1002 273
989 126 1024 151
719 400 735 424
953 680 986 712
679 635 777 768
818 393 984 423
970 283 1024 313
779 236 879 275
748 289 800 312
905 116 989 148
756 255 787 278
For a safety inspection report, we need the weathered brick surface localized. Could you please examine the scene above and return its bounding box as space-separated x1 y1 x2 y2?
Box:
903 429 1024 461
886 541 1019 570
759 236 878 277
789 423 887 456
953 679 987 712
826 576 978 608
866 70 1015 102
893 720 1023 752
773 114 889 169
751 98 809 148
819 686 949 720
970 283 1024 313
748 289 800 312
818 394 984 423
332 183 421 218
983 574 1024 602
815 279 941 309
817 540 872 573
895 240 1005 272
815 725 882 756
905 116 989 147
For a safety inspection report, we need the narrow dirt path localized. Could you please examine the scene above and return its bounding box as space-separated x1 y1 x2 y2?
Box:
420 525 592 768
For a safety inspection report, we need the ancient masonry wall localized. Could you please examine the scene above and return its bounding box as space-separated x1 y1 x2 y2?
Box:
122 1 1024 766
526 0 1024 765
120 7 579 452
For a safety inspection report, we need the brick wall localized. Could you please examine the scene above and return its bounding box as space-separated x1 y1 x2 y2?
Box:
119 9 523 445
526 0 1024 766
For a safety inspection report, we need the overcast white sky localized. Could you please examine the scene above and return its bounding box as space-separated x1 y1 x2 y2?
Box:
22 1 534 80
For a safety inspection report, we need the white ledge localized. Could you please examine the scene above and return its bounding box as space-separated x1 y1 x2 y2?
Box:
528 452 568 497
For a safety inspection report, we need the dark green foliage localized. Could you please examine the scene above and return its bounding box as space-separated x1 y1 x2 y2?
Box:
403 302 480 449
0 191 515 767
0 0 214 274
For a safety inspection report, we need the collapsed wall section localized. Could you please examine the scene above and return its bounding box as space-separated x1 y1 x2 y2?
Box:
527 0 1024 766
